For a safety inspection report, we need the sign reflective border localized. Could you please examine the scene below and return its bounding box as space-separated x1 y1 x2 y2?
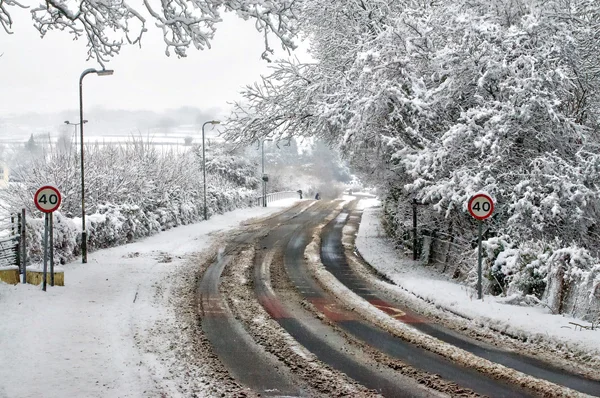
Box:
468 193 494 220
34 185 62 213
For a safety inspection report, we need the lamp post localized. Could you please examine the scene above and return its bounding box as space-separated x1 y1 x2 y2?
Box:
261 139 273 207
79 68 113 263
202 120 220 220
64 120 87 152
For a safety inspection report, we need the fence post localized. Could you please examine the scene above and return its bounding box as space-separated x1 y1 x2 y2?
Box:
412 199 418 261
21 208 27 284
16 213 21 271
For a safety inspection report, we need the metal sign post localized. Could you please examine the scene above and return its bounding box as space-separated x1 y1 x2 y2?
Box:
412 199 418 260
477 220 483 299
50 212 54 286
468 192 495 300
42 213 49 291
21 208 27 284
34 186 62 291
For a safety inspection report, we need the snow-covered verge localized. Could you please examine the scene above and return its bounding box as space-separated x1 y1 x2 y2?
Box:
356 200 600 370
0 199 299 398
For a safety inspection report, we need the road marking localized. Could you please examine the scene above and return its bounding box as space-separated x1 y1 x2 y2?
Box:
373 304 406 319
309 298 356 321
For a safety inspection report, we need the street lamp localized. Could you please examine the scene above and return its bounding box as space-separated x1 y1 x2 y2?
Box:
64 120 87 151
202 120 220 220
79 68 113 263
261 139 273 207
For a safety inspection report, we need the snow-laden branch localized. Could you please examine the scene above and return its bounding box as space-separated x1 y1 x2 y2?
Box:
0 0 26 34
2 0 300 64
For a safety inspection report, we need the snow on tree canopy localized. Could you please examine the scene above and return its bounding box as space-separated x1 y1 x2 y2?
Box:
222 0 600 320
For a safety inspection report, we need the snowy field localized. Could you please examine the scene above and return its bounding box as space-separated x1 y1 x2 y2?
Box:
0 125 224 147
0 199 299 398
355 199 600 364
82 127 225 148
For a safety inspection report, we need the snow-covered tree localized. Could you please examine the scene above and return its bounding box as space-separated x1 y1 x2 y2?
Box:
224 0 600 308
1 0 300 64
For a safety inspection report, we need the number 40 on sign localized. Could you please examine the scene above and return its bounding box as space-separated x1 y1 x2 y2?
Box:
468 193 494 221
34 186 62 213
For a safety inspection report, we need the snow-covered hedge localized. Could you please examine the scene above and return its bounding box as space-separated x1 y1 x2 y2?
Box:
2 139 259 265
480 239 600 322
491 239 597 322
367 2 600 321
541 248 600 321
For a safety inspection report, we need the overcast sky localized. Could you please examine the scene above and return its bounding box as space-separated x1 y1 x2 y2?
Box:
1 7 308 119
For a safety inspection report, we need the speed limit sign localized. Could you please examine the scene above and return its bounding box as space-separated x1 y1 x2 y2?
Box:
34 186 62 213
469 192 495 300
468 193 494 220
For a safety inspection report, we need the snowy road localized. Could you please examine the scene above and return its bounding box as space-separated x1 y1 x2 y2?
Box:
198 202 313 396
196 198 600 397
195 201 600 397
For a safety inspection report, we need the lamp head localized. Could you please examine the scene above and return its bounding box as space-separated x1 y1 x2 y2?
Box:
96 69 114 76
210 120 220 125
64 121 70 124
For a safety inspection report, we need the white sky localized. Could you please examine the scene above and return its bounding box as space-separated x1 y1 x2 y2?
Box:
1 8 308 118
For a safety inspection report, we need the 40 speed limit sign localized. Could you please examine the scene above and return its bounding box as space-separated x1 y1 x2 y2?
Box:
468 193 494 220
34 185 62 213
468 192 495 300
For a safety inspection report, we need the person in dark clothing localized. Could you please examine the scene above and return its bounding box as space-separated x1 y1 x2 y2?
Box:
297 190 303 199
315 192 320 200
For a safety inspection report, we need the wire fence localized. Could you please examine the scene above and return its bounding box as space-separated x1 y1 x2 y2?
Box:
386 199 481 283
418 226 475 280
252 191 302 207
0 213 20 270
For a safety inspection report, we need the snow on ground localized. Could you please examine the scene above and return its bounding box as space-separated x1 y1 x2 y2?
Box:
355 199 600 362
0 198 300 398
4 194 597 398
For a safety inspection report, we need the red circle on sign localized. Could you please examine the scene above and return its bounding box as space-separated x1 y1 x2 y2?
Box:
468 193 494 220
34 185 62 213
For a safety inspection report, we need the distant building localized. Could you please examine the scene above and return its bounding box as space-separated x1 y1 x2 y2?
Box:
0 164 9 189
